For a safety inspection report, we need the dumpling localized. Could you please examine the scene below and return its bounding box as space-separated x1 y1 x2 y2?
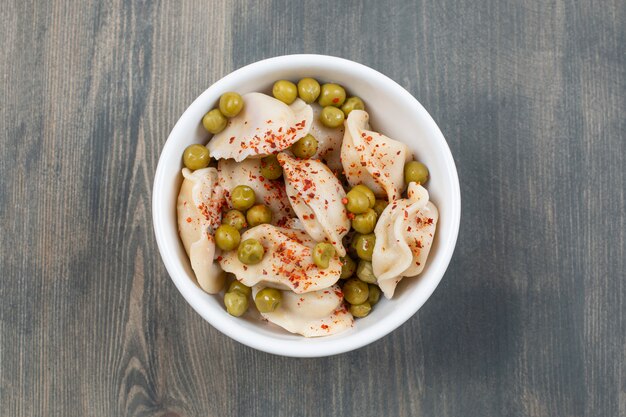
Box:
218 158 294 226
372 182 438 298
277 153 350 256
219 224 341 293
252 285 353 337
309 104 344 171
177 167 227 293
208 93 313 161
341 110 410 200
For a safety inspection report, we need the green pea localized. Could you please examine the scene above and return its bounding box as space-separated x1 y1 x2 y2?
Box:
297 77 321 103
231 185 256 211
372 199 389 217
183 144 211 170
350 301 372 318
318 83 346 107
341 96 365 116
202 108 227 134
343 278 369 305
260 155 283 180
214 224 241 251
219 92 244 118
319 106 345 128
356 260 377 284
340 256 357 279
351 208 377 234
254 288 282 313
345 189 370 214
272 80 298 104
228 281 251 296
222 209 247 230
224 291 248 317
237 239 265 265
404 160 429 185
246 204 273 227
312 242 336 269
368 285 381 305
291 134 318 159
351 185 375 208
354 233 376 261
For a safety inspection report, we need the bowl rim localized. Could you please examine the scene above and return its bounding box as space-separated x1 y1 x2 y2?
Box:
152 54 461 357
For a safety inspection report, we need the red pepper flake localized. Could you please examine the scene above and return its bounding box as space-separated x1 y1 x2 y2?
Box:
341 198 348 205
266 119 272 123
186 217 192 223
229 137 235 144
396 150 401 155
321 324 329 329
427 218 434 224
309 213 315 219
347 212 355 220
216 256 223 262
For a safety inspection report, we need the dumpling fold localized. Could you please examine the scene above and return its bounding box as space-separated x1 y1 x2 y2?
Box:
278 153 349 256
252 285 353 337
219 224 341 293
208 93 313 161
372 182 438 298
177 167 226 293
341 110 410 200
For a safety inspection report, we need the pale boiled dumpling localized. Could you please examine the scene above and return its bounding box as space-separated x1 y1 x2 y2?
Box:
277 153 350 256
309 103 344 171
177 167 226 293
372 182 438 298
341 110 410 200
218 158 294 226
252 285 353 337
219 224 341 293
208 93 313 161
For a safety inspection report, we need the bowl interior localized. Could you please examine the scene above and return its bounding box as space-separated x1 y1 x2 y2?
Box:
153 55 460 357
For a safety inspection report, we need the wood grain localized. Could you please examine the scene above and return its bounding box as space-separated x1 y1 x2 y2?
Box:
1 0 624 416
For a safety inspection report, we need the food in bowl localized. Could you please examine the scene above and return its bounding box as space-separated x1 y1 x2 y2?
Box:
176 78 439 338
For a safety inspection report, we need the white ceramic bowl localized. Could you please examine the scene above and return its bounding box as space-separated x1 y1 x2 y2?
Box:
153 54 460 357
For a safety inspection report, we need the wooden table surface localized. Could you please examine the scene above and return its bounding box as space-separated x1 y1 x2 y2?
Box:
2 0 624 416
